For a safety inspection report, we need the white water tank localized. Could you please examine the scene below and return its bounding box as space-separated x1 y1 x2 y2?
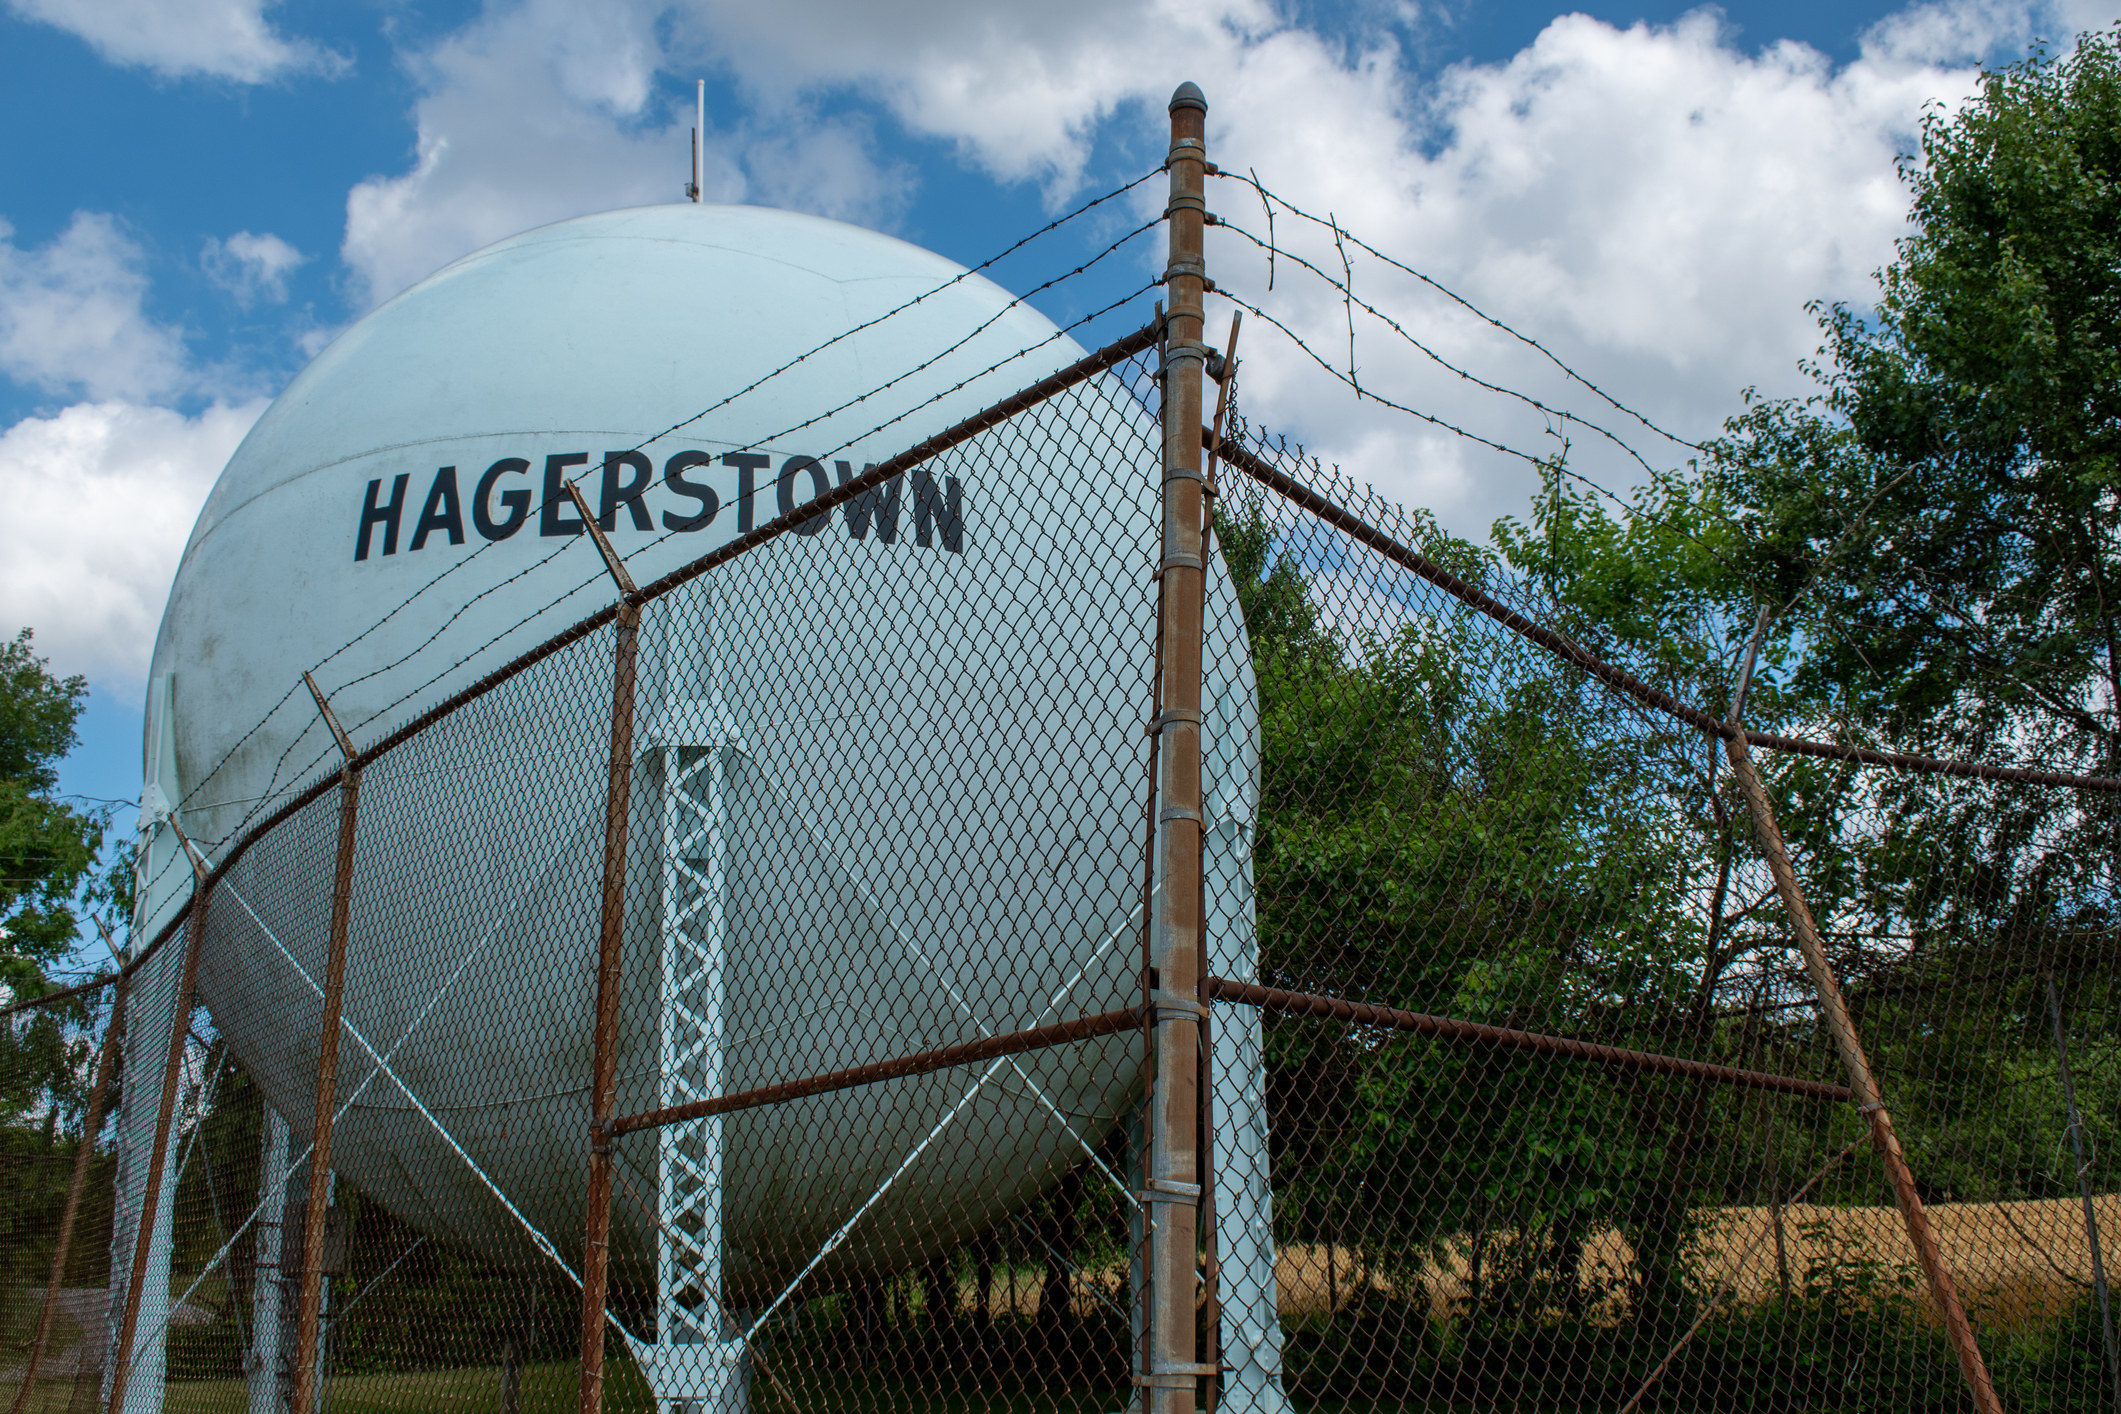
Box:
139 204 1263 1297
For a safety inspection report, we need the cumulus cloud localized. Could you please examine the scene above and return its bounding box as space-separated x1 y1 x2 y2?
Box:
0 399 262 684
0 213 190 402
341 0 907 307
1195 2 2121 533
201 230 305 305
337 0 2121 536
5 0 343 83
675 0 1278 189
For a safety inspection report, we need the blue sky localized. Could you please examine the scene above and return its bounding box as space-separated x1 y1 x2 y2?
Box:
1 0 2111 951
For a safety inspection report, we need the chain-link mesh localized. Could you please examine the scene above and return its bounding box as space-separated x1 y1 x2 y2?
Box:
1206 408 2121 1414
7 327 1205 1414
6 285 2121 1414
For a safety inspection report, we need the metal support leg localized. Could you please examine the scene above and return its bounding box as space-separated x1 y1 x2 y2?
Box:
642 735 747 1414
249 1107 291 1414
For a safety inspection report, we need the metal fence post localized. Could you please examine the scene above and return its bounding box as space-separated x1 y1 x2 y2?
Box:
572 482 644 1414
1145 78 1212 1414
106 827 212 1414
1722 731 2003 1414
12 977 128 1414
288 674 362 1414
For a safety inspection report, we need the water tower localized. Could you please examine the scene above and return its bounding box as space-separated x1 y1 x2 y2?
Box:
122 204 1288 1413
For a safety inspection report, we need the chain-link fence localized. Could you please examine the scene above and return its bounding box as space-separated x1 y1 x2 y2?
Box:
7 83 2121 1414
1203 414 2121 1414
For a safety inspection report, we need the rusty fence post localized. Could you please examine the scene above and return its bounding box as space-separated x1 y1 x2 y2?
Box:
1722 730 2004 1414
1143 78 1213 1414
106 824 213 1414
571 481 644 1414
287 674 362 1414
12 977 129 1414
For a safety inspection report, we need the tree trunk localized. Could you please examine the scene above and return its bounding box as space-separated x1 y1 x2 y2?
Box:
1035 1167 1085 1357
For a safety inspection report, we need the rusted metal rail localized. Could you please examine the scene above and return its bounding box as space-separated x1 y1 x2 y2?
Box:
1206 978 1852 1102
603 973 1843 1139
613 1005 1148 1135
573 483 644 1414
288 675 362 1414
1722 731 2002 1413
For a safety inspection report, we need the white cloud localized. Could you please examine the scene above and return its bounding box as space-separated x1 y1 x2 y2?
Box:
335 0 2121 538
341 0 908 307
1856 0 2119 67
201 230 305 305
1189 3 2120 535
0 212 190 402
0 399 262 684
675 0 1279 190
6 0 343 83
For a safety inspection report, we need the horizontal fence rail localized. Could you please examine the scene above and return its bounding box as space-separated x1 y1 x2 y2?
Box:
1208 978 1855 1102
1211 431 2121 795
612 1006 1150 1135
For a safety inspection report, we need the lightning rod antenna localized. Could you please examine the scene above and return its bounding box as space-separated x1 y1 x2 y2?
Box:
688 79 704 202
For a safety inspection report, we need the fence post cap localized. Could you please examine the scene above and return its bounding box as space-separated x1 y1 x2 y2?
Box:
1169 81 1207 114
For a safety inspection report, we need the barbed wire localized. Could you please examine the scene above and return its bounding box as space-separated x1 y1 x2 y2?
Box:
1215 288 1550 471
1214 168 1710 454
624 170 1163 457
1211 217 1662 479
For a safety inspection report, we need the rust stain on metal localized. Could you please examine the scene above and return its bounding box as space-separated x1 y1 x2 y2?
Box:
577 591 641 1414
288 766 361 1414
612 1005 1148 1135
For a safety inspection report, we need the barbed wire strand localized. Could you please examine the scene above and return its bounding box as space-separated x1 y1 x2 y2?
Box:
1214 168 1710 453
1213 218 1664 480
234 167 1163 761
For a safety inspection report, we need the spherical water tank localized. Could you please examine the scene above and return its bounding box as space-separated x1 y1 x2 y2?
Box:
141 204 1259 1295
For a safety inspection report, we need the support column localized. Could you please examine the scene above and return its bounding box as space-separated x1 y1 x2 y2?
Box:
248 1106 292 1414
1145 78 1213 1414
289 675 362 1414
574 483 644 1414
1722 732 2001 1414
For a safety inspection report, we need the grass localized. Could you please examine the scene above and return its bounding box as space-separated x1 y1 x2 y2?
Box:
4 1360 1130 1414
1275 1192 2121 1332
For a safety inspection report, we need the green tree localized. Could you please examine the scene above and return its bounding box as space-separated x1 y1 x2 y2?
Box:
1221 493 1740 1362
0 628 105 1003
1491 27 2121 1224
1712 26 2121 772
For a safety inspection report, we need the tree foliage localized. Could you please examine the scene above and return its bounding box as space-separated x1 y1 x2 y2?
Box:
0 628 106 1002
1231 30 2121 1400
